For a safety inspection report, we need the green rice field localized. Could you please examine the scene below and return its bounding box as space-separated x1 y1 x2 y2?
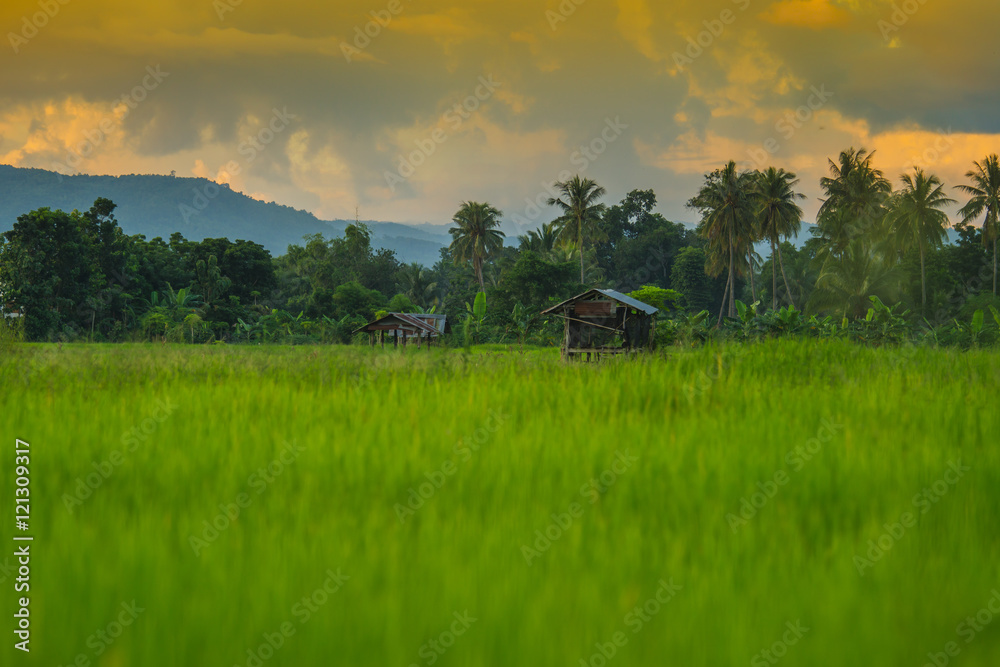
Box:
2 340 999 666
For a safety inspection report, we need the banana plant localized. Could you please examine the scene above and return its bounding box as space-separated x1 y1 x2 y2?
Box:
685 310 710 327
464 291 487 346
951 310 986 348
510 302 536 350
971 309 985 347
734 299 761 339
856 296 910 346
806 314 837 338
236 317 262 342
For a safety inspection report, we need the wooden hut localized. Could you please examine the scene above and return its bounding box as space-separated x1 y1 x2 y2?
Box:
353 313 450 349
541 289 658 360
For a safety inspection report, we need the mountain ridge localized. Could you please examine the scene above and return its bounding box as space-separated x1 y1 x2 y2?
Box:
0 164 451 265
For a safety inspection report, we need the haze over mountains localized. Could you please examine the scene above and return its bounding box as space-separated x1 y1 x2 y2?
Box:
0 165 453 266
0 165 967 266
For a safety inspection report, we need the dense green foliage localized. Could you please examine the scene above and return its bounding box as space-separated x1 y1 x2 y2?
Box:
2 342 998 665
3 148 1000 347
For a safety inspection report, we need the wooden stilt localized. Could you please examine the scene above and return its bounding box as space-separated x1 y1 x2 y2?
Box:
562 312 570 361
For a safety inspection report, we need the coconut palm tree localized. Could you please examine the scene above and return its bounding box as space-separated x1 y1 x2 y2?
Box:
449 201 505 291
547 176 608 284
754 167 805 310
398 262 438 309
808 238 902 319
517 221 559 254
887 169 954 313
956 155 1000 296
689 161 757 320
817 147 892 256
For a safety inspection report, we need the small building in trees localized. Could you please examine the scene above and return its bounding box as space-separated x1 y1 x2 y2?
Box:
353 313 450 349
541 288 658 360
1 292 21 319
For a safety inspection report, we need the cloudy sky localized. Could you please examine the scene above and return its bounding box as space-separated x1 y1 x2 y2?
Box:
1 0 997 236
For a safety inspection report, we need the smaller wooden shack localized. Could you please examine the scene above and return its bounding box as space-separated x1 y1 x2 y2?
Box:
353 313 450 349
1 292 21 319
541 288 658 361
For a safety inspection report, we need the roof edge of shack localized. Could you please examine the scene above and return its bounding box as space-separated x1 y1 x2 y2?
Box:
352 312 449 336
541 288 659 317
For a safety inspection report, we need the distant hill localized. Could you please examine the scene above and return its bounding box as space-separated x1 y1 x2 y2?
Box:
0 165 451 265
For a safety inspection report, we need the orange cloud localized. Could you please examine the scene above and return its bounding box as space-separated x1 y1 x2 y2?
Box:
636 131 754 175
616 0 662 64
760 0 852 28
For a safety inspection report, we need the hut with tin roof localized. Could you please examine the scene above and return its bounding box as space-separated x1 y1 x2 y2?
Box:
541 288 658 361
353 312 450 349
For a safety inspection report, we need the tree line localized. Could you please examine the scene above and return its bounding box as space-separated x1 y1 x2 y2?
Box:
1 147 998 347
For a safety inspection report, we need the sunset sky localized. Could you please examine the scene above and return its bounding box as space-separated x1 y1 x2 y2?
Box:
2 0 998 236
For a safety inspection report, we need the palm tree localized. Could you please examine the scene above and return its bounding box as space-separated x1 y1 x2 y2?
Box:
517 221 559 254
888 169 954 313
956 155 1000 295
398 262 438 308
688 161 757 320
545 241 605 284
449 201 505 291
156 284 203 319
817 147 892 256
808 238 902 319
547 176 608 284
754 167 805 310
